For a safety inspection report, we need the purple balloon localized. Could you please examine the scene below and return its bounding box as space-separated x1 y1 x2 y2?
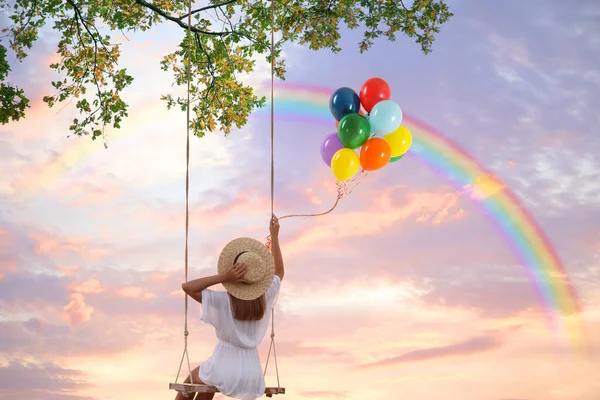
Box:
320 132 345 167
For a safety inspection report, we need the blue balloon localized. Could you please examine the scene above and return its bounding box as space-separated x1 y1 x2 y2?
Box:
329 87 360 121
368 100 403 135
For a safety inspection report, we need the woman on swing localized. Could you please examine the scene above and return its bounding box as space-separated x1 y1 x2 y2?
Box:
177 214 284 400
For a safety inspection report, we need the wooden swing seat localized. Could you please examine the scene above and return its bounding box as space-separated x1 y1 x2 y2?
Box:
170 383 285 397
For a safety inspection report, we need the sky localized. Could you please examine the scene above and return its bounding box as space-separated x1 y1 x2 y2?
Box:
1 0 599 400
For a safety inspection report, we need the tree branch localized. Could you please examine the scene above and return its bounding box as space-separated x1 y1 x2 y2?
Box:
11 0 38 39
177 0 238 21
187 32 217 112
64 0 108 137
133 0 231 36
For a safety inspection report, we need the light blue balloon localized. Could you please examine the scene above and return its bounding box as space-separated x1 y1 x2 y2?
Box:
368 100 403 135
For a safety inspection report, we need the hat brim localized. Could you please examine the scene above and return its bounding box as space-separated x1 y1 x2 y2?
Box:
218 237 274 301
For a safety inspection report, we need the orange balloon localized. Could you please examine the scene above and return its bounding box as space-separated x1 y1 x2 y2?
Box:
359 138 391 171
336 120 339 128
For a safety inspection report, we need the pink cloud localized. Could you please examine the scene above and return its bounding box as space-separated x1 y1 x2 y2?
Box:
44 51 61 66
284 186 466 255
298 391 349 399
0 259 17 272
114 286 156 300
147 272 170 282
0 360 92 397
0 228 15 267
30 231 111 260
61 182 125 207
3 95 80 145
1 317 145 358
270 340 355 363
135 189 270 235
25 268 185 319
540 129 582 146
69 279 105 294
62 293 94 326
11 143 126 200
358 326 521 368
59 266 80 275
359 335 502 367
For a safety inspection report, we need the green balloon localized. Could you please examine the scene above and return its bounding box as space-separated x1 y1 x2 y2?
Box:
390 154 405 163
337 113 370 149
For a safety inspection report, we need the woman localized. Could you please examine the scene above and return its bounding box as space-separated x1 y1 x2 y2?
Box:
177 214 284 400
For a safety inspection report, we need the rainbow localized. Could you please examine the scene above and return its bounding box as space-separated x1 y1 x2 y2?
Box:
252 82 590 356
21 80 589 355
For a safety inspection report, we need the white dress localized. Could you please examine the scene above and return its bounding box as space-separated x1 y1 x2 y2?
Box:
198 276 281 400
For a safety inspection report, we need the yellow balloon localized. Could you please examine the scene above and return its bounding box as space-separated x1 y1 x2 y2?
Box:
384 126 413 157
331 148 360 181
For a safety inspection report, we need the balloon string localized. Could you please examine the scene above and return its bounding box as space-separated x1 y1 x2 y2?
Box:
265 171 367 249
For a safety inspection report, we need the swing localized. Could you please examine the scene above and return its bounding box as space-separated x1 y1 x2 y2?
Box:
169 0 365 396
169 0 284 397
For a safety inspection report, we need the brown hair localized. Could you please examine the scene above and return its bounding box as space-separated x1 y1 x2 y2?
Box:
229 294 266 321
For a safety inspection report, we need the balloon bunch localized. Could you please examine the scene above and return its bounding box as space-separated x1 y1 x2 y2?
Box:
320 77 413 181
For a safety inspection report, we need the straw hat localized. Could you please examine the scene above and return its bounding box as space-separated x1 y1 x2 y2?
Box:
218 237 274 301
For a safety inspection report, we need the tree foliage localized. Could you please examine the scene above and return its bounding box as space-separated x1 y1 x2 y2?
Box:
1 43 29 124
0 0 452 143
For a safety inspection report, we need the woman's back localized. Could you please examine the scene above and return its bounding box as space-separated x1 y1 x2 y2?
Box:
198 276 281 399
201 275 280 348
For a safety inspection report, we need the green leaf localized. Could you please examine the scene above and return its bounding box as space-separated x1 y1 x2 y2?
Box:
0 0 453 144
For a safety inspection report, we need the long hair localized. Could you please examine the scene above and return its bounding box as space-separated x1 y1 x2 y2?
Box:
229 293 266 321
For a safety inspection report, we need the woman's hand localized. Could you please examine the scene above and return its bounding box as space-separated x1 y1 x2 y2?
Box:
222 262 248 282
269 213 284 280
269 214 280 238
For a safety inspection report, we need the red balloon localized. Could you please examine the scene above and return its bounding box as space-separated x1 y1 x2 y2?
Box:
359 138 391 171
359 77 391 113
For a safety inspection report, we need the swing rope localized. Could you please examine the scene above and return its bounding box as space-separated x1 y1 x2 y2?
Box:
173 0 195 388
264 0 281 389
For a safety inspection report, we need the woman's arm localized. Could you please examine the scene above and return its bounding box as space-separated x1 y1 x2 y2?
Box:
182 274 224 303
272 236 284 281
270 215 284 281
182 263 248 303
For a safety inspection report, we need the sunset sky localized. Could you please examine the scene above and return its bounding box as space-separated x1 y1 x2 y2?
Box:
1 1 599 400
